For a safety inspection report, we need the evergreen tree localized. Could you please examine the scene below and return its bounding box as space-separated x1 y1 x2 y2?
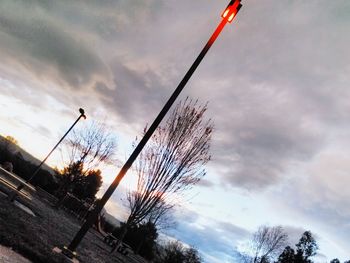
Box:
277 246 295 263
72 169 102 199
274 231 318 263
184 247 201 263
57 161 102 200
295 231 318 263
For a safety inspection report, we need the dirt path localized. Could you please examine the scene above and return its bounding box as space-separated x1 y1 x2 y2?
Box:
0 245 32 263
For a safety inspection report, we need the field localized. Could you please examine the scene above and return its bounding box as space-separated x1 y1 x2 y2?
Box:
0 175 146 263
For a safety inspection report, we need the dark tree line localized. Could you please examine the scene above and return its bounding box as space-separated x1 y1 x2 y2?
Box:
55 161 102 201
0 120 116 204
0 135 59 193
236 226 349 263
100 217 201 262
153 241 201 263
276 231 318 263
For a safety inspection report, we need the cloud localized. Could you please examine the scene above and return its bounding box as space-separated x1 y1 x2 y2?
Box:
1 0 349 205
166 207 250 263
196 178 215 188
182 0 350 191
98 183 130 222
94 60 171 129
282 225 307 248
0 1 111 89
208 84 324 190
267 150 350 260
2 1 350 194
166 210 310 263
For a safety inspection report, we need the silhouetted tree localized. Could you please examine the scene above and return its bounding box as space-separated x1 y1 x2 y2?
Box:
133 221 158 259
56 161 84 198
56 161 102 200
160 241 185 263
330 259 340 263
0 135 15 163
112 221 158 260
184 247 201 263
146 198 176 231
276 246 295 263
127 193 176 231
236 225 288 263
64 121 117 172
122 98 212 242
154 241 201 263
72 169 102 199
274 231 318 263
56 121 115 201
295 231 318 263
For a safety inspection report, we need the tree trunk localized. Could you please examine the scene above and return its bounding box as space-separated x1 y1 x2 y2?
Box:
135 238 145 254
110 224 128 253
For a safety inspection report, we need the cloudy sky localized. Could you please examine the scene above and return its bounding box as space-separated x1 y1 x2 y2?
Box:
1 0 350 262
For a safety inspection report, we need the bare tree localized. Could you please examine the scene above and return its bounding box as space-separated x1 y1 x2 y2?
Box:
56 121 117 202
236 226 288 263
127 192 176 231
154 241 202 263
122 98 213 241
64 121 117 171
147 198 176 230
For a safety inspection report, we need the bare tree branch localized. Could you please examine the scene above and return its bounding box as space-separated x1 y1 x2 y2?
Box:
126 98 213 230
236 225 288 263
64 121 117 173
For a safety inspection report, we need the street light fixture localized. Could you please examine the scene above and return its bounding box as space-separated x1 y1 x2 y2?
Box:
222 0 242 23
63 0 243 257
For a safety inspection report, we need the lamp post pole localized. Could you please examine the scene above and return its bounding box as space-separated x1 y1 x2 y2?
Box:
64 0 243 256
15 108 86 192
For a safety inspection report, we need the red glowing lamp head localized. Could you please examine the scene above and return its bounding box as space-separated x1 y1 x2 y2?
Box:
221 0 242 23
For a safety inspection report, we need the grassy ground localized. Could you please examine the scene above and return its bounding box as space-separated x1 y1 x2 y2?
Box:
0 188 147 263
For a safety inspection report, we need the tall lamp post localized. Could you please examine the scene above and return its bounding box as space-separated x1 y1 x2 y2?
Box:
15 108 86 192
63 0 243 257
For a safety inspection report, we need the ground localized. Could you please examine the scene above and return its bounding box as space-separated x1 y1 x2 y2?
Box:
0 245 31 263
0 177 147 263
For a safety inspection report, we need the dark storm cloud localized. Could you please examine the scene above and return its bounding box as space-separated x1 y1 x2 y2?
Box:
94 62 171 128
0 1 109 88
0 0 163 90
